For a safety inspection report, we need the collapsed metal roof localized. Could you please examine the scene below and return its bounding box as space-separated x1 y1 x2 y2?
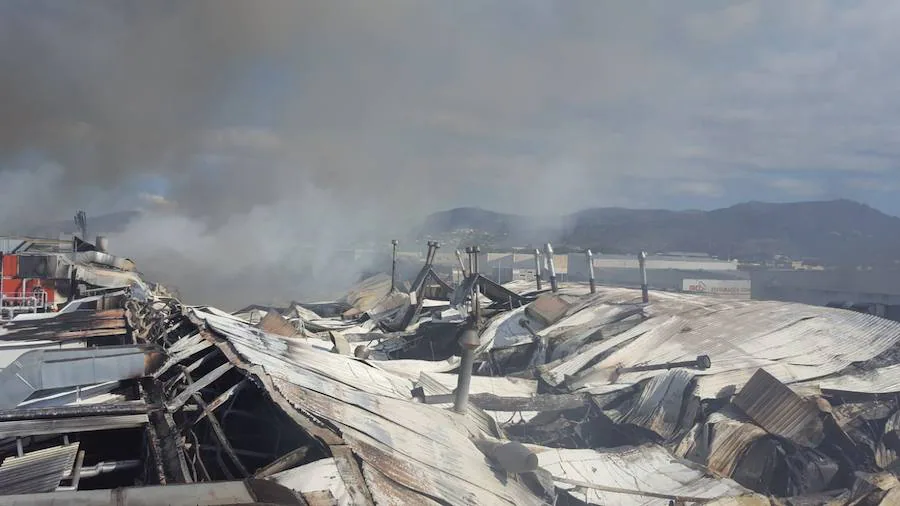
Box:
7 246 900 504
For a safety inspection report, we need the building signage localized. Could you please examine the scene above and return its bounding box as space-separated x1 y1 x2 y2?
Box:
682 279 751 298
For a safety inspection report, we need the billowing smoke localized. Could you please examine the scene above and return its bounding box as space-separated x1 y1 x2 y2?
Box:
4 2 897 306
0 1 442 307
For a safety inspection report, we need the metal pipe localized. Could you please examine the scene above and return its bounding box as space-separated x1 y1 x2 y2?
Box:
0 403 152 422
586 249 596 294
453 325 480 414
63 459 140 479
390 240 399 292
638 251 649 303
532 249 543 291
472 246 481 322
618 355 711 374
455 249 468 279
545 243 558 293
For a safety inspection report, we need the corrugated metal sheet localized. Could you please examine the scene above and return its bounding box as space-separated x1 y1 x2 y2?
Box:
477 306 540 352
732 369 823 448
198 308 545 506
677 407 767 477
798 363 900 394
609 368 695 440
361 462 443 506
416 372 518 430
196 308 412 400
0 413 147 438
536 444 749 506
542 287 900 399
269 458 352 506
0 443 79 495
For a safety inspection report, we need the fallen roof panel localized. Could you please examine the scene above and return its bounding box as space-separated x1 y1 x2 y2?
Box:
536 444 750 505
194 306 546 505
0 443 79 495
544 287 900 399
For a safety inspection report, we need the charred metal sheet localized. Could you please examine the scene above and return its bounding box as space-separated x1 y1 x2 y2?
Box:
678 407 768 478
478 276 530 307
0 443 79 495
361 462 443 506
800 363 900 394
165 361 234 411
270 372 542 505
540 287 900 399
0 401 150 421
268 457 351 505
607 368 696 441
0 345 157 409
0 480 258 505
733 369 824 447
536 445 750 506
331 446 374 505
0 413 148 438
193 326 342 448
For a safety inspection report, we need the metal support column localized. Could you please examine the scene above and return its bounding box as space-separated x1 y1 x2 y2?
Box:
390 240 399 292
586 249 596 294
545 243 558 293
638 251 649 303
533 249 543 291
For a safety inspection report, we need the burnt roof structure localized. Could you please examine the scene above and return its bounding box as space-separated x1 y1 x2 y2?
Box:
7 245 900 504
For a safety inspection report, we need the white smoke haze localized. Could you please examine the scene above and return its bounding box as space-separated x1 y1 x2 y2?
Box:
3 1 900 305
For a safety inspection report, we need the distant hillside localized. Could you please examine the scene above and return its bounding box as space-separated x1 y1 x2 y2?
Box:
419 200 900 267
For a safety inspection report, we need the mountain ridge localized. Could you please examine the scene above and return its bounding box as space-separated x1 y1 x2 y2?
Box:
418 199 900 266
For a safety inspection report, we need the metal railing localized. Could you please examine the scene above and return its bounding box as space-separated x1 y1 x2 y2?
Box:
0 289 49 321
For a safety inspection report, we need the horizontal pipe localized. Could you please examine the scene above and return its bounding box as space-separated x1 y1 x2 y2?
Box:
0 402 152 422
63 459 141 479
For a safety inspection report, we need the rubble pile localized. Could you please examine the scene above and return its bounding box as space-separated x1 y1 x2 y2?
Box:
7 241 900 505
219 253 900 505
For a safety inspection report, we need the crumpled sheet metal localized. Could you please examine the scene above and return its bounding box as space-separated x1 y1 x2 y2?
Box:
799 363 900 395
196 308 411 399
543 287 900 400
418 371 540 425
268 458 352 505
197 306 545 506
606 368 696 441
676 407 767 478
733 369 825 448
536 445 750 506
476 306 544 353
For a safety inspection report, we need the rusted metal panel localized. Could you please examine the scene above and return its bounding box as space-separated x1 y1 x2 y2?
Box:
361 462 443 506
331 446 373 506
258 310 298 338
611 368 695 440
272 377 543 506
526 294 571 326
733 369 824 447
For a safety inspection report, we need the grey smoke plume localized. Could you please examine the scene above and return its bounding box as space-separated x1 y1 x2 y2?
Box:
3 1 900 306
